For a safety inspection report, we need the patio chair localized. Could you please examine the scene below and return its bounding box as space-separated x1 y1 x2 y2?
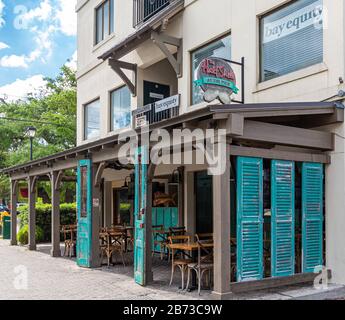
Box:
169 227 186 236
195 233 213 242
152 225 167 260
168 235 192 290
186 240 214 295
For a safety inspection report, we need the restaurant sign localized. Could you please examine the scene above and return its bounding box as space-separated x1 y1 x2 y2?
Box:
194 57 239 104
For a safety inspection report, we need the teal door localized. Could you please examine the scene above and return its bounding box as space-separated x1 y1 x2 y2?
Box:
271 160 295 277
237 157 264 282
302 162 324 273
134 146 148 285
77 159 93 267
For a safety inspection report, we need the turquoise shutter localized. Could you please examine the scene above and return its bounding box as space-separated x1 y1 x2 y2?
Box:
237 157 264 282
302 162 324 273
77 159 93 268
271 160 295 277
134 146 148 285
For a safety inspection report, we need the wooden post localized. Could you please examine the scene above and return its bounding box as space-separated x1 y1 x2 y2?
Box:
28 176 36 251
90 164 101 268
212 143 232 299
184 171 195 235
51 171 61 257
10 180 18 246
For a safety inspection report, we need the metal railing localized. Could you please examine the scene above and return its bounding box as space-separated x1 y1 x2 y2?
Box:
133 0 173 28
133 95 180 129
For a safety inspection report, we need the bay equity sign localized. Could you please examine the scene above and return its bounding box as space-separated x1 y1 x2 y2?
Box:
263 0 323 43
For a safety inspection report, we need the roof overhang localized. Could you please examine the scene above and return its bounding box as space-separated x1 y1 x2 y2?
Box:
2 102 343 178
98 0 185 61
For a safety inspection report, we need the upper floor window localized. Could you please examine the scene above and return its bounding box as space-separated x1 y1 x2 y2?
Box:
96 0 115 45
84 99 100 140
191 34 231 105
260 0 323 82
111 86 131 131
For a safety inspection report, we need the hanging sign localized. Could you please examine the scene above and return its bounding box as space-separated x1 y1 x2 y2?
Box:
135 116 148 128
155 94 180 113
194 57 238 104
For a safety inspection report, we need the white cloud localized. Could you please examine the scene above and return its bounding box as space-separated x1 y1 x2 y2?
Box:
65 50 77 70
0 55 28 68
56 0 77 36
0 75 47 102
21 0 53 25
0 42 9 50
0 0 5 28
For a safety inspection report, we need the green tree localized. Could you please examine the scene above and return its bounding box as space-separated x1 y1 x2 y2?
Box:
0 65 77 202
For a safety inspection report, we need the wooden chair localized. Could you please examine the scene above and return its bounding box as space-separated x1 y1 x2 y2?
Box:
100 231 126 267
195 233 213 242
186 240 214 295
61 225 76 258
152 225 168 260
169 227 186 236
168 235 191 290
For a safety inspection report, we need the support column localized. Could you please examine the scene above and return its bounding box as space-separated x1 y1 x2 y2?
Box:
10 180 18 245
51 171 61 257
184 171 195 235
103 181 113 228
90 164 101 268
28 176 36 251
212 143 231 299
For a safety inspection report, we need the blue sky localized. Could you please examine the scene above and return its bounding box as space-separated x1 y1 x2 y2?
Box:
0 0 76 101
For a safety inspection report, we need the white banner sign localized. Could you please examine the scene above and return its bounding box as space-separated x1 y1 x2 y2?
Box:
135 116 148 128
155 94 180 113
263 0 323 44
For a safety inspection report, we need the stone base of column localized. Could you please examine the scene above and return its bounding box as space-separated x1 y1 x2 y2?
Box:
210 291 234 300
50 248 61 257
28 244 36 251
10 239 17 246
145 271 154 284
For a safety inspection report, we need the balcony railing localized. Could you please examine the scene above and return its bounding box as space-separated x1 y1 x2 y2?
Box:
133 0 174 28
133 94 180 129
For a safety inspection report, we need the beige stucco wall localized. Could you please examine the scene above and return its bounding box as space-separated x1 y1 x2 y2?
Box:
77 0 345 284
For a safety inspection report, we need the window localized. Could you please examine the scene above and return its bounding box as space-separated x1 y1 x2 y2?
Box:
80 166 88 218
84 99 100 140
95 0 115 44
260 0 323 82
191 35 231 105
111 86 131 131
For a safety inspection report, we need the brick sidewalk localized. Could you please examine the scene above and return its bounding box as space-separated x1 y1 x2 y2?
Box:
0 240 344 300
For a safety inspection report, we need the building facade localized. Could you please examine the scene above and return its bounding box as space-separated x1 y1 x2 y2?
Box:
4 0 345 299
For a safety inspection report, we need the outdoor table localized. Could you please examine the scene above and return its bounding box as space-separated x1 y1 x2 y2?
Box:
167 242 214 291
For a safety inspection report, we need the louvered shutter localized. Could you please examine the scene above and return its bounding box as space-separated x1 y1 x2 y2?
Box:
237 157 264 282
302 162 324 273
271 160 295 277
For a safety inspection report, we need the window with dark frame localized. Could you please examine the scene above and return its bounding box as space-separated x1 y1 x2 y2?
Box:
95 0 115 45
191 34 231 106
260 0 323 82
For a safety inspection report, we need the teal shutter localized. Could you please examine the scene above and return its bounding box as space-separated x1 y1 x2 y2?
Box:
237 157 264 282
134 146 148 285
302 162 324 273
271 160 295 277
77 159 93 268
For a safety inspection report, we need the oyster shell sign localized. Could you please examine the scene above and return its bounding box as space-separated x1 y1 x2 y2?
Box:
194 57 239 104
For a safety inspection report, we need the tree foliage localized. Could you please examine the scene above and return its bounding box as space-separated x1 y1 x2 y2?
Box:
0 65 77 201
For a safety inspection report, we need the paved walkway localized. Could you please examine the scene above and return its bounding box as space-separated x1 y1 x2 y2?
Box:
0 240 344 300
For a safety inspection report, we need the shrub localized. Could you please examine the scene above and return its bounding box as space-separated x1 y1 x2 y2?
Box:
17 225 44 245
18 202 76 242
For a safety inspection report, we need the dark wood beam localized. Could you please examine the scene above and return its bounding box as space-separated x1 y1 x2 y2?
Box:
236 120 334 151
109 58 137 96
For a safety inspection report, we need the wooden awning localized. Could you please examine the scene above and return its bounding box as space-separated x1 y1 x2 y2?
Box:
2 102 343 180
